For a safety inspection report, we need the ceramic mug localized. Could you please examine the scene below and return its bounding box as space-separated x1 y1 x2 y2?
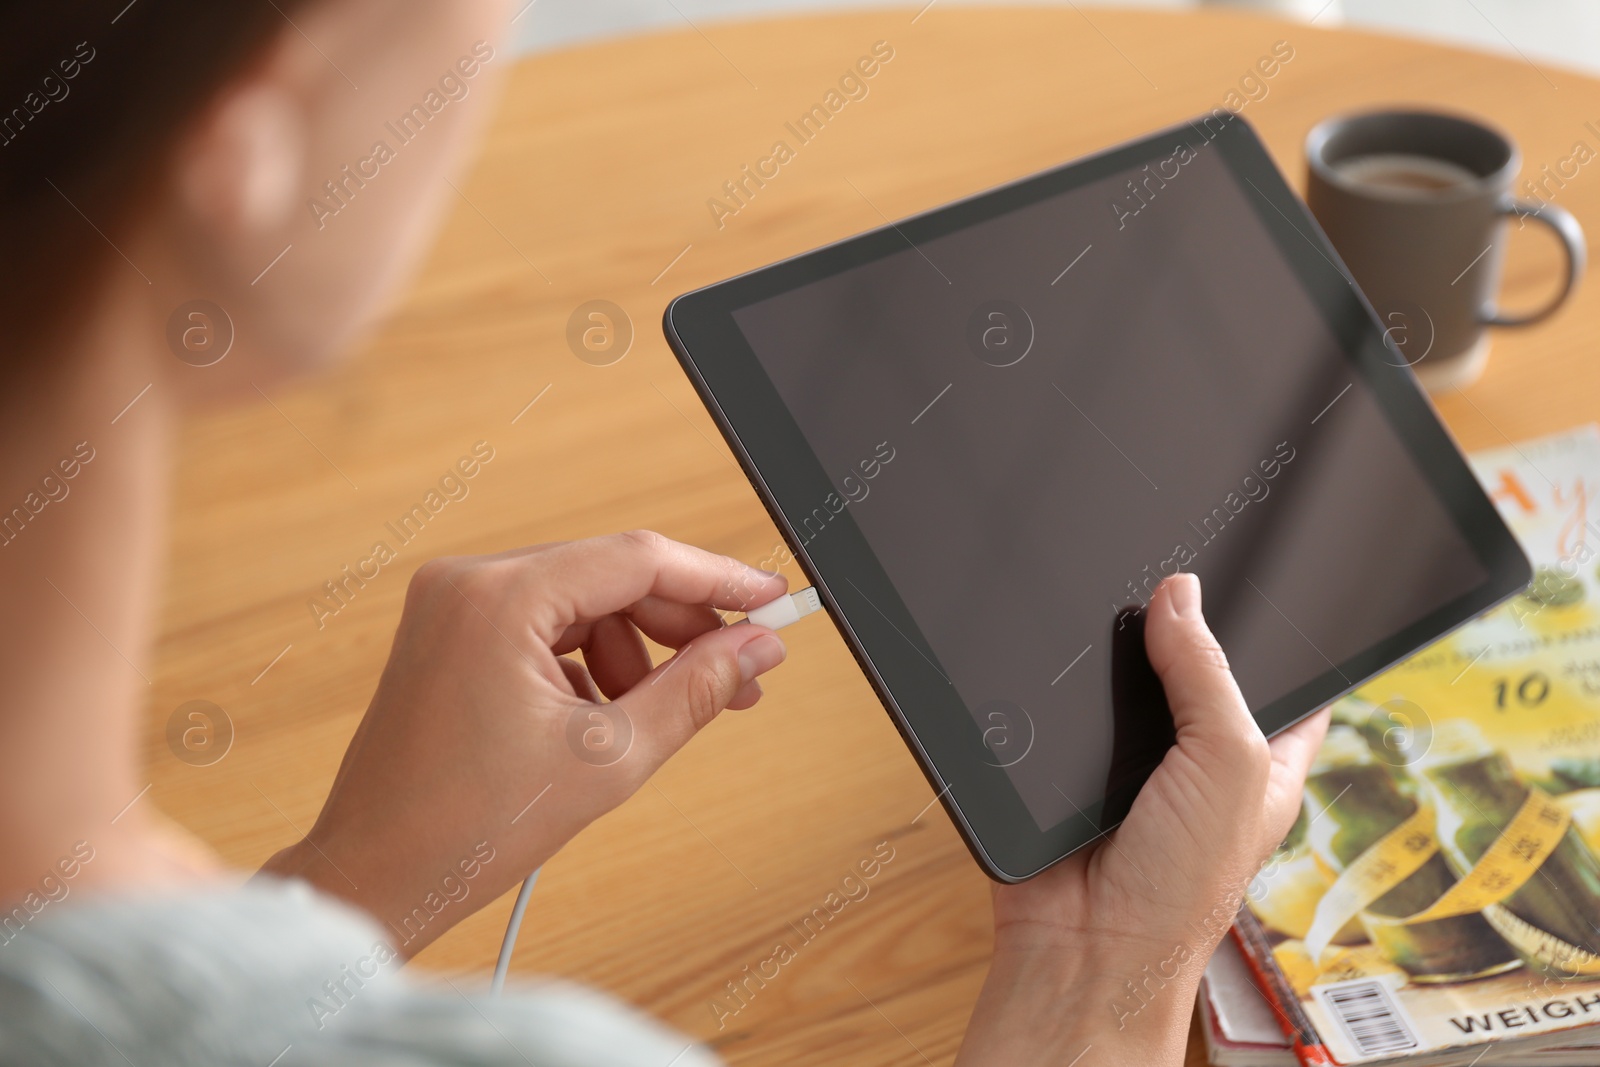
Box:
1306 109 1585 391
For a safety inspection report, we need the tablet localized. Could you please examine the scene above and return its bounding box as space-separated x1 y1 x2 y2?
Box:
663 113 1530 882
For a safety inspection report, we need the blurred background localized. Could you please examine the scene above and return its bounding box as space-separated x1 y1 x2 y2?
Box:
511 0 1600 75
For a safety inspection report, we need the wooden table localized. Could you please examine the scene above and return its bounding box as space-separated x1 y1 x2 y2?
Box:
148 7 1600 1064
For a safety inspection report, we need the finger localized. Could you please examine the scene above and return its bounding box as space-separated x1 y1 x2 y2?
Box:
726 678 763 711
557 656 601 702
552 597 727 657
625 597 727 649
1268 707 1331 780
1262 708 1330 842
475 542 567 563
551 599 726 700
612 623 787 757
428 543 567 574
516 531 787 642
551 621 594 657
580 613 654 700
1142 574 1257 744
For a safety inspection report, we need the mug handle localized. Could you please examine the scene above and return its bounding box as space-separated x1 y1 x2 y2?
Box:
1484 197 1586 327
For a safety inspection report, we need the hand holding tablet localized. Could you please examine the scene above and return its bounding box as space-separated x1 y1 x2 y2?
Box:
954 574 1330 1066
667 112 1529 881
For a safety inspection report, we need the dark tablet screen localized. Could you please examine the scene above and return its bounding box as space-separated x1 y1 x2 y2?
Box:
667 115 1527 878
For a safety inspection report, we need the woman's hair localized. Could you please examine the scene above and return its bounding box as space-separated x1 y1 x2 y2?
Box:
0 1 315 352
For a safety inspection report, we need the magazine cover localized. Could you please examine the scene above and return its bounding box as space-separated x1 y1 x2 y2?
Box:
1239 425 1600 1065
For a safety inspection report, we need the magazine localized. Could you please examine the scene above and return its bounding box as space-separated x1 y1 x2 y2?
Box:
1200 938 1600 1066
1236 425 1600 1065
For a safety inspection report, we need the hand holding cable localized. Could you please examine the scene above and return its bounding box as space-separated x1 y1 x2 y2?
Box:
257 532 796 960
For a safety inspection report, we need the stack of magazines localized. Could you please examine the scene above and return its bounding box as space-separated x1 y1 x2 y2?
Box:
1202 426 1600 1066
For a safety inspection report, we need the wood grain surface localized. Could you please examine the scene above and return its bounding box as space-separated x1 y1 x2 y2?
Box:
146 7 1600 1064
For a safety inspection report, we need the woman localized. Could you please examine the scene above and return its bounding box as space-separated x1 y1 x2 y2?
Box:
0 2 1329 1064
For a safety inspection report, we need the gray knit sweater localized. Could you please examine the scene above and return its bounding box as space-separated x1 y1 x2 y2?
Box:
0 879 719 1067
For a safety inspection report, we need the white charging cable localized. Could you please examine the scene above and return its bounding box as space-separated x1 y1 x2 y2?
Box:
737 586 822 630
490 587 821 995
491 867 539 996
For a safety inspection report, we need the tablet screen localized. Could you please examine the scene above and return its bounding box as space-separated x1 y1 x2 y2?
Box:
727 133 1488 834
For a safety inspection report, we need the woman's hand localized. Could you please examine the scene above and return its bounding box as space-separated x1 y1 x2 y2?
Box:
259 531 791 956
956 574 1330 1066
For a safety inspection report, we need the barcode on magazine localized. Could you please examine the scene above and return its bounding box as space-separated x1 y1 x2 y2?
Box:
1314 979 1420 1059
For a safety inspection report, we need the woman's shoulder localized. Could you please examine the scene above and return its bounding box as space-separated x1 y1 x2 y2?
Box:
0 878 718 1067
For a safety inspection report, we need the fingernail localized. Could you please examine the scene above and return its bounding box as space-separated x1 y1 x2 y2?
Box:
738 633 787 683
1169 573 1201 618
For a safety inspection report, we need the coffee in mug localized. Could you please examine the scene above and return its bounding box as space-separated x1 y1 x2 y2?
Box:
1333 153 1479 193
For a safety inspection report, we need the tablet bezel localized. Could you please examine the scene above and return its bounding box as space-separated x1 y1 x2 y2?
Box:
663 114 1531 882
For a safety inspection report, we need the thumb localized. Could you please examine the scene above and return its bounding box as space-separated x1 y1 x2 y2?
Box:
1138 573 1277 863
1143 574 1262 751
613 623 787 758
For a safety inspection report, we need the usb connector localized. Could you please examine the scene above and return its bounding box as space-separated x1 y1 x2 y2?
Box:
739 586 822 630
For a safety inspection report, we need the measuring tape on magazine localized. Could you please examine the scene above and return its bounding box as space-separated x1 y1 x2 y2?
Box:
1482 904 1600 976
1304 789 1575 965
